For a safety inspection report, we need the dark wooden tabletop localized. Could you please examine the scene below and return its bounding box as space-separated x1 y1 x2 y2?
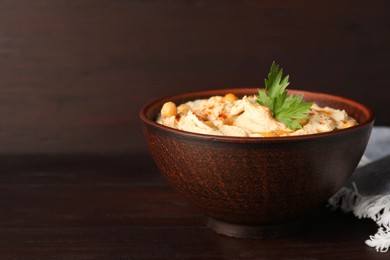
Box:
0 153 387 259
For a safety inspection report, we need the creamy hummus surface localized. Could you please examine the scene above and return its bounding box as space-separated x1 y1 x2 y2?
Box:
156 93 357 137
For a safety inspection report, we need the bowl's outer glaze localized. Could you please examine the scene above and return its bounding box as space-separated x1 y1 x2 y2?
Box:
140 89 374 225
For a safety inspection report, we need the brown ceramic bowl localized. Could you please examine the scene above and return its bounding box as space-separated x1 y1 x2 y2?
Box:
140 88 374 238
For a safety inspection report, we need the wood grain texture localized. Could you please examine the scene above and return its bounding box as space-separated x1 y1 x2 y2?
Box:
0 153 388 259
0 0 389 154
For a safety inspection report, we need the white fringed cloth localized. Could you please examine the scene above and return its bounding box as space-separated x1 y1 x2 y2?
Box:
328 127 390 253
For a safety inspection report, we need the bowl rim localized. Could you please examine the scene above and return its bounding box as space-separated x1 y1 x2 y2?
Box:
140 88 375 143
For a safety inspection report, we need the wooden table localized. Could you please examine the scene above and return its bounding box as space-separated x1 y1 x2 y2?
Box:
0 153 388 259
0 1 389 259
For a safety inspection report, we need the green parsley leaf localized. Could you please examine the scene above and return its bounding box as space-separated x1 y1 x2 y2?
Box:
257 62 313 130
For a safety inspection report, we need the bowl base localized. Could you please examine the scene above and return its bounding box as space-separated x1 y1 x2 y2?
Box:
205 216 304 239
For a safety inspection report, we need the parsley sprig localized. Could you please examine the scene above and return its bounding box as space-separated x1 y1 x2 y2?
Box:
257 62 313 130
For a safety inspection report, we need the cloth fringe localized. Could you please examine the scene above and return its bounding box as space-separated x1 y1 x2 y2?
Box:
328 183 390 253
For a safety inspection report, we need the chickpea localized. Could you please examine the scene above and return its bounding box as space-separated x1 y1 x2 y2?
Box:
296 117 309 127
161 101 177 118
342 120 357 129
204 121 217 129
177 104 190 115
224 93 238 102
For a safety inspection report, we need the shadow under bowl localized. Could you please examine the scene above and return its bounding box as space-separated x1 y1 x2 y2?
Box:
140 88 374 238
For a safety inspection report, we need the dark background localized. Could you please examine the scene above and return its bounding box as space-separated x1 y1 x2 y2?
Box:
0 0 389 155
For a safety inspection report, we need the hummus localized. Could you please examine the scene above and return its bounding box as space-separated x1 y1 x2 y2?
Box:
156 93 357 137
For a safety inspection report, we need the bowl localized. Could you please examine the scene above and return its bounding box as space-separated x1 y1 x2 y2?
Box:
140 88 374 238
